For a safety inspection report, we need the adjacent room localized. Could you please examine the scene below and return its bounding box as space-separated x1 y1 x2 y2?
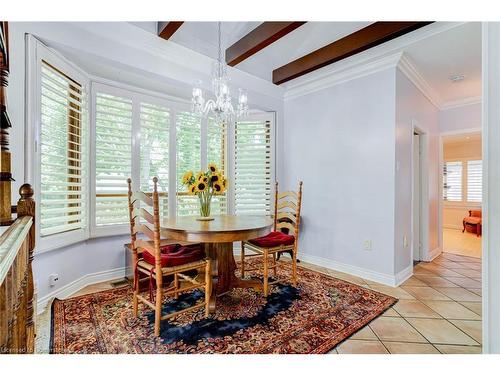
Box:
1 18 496 358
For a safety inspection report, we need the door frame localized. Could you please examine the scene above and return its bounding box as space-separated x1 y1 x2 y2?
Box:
411 120 429 262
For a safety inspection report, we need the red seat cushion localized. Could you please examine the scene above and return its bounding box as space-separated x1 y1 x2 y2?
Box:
142 244 204 268
249 231 295 248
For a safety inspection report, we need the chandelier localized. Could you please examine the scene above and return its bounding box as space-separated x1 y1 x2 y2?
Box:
191 22 249 123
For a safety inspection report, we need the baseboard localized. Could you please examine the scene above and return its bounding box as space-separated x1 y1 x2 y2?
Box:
394 264 413 286
36 267 126 314
299 252 400 287
424 247 442 262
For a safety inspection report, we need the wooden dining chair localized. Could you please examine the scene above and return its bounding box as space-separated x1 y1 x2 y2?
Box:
127 177 211 336
240 181 303 297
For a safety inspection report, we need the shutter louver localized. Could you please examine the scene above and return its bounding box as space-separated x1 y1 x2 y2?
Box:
234 118 272 215
94 92 132 226
140 102 170 217
207 118 227 214
467 160 482 203
176 112 201 216
40 62 87 236
443 161 462 202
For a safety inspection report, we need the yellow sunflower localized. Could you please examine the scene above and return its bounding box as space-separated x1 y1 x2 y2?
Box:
188 184 197 195
195 171 204 181
195 181 207 193
208 162 218 173
212 181 224 195
210 172 221 184
181 170 193 185
221 178 228 189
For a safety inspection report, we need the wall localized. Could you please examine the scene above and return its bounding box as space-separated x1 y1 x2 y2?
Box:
283 68 397 281
483 21 500 353
443 139 482 230
5 22 284 311
395 69 440 273
439 102 481 133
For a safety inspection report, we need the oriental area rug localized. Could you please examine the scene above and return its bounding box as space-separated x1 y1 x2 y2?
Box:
50 264 396 354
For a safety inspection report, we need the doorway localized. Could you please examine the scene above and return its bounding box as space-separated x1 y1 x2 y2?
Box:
412 129 425 264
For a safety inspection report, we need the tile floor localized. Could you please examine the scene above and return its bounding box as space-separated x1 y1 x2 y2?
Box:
35 252 482 354
443 228 482 258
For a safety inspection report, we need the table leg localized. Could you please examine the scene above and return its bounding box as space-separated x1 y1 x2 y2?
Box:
205 242 263 313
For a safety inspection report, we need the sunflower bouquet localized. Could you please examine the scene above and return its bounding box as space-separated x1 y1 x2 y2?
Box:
181 162 227 219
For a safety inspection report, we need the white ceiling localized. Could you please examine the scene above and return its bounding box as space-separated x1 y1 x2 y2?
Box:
130 22 482 106
443 131 482 145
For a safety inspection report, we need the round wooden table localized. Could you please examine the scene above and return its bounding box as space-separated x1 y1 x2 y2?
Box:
160 215 273 312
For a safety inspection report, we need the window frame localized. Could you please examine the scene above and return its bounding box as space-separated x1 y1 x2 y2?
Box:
443 157 483 208
27 37 91 253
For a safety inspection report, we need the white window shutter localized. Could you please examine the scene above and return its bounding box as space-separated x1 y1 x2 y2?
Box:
443 161 462 202
207 118 227 214
40 62 87 236
94 92 133 226
176 112 201 216
234 117 272 215
467 160 482 203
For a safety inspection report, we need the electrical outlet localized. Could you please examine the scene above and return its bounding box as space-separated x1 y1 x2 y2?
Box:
363 240 372 251
49 274 59 287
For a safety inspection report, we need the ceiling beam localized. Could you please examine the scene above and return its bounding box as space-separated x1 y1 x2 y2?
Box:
226 22 307 66
272 21 434 85
158 22 184 40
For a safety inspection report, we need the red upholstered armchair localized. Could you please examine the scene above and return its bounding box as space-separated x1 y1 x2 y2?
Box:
463 210 482 237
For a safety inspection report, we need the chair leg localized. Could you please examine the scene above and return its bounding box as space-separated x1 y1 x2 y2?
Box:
477 224 480 237
292 249 297 287
204 259 211 318
174 273 179 298
463 220 466 233
241 242 245 278
154 276 162 337
133 267 139 317
263 249 269 297
272 253 277 278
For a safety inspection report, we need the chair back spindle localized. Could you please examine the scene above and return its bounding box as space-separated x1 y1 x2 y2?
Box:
274 181 303 239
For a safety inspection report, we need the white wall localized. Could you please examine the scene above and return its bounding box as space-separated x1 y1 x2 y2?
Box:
283 68 397 280
5 22 284 309
439 102 481 133
483 21 500 354
395 69 440 273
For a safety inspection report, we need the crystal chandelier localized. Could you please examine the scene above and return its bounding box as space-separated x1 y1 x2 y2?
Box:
191 22 249 123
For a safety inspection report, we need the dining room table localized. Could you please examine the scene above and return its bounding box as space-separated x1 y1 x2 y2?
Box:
160 214 273 312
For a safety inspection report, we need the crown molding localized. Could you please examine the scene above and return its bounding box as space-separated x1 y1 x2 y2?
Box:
283 22 465 102
397 53 443 109
440 96 482 110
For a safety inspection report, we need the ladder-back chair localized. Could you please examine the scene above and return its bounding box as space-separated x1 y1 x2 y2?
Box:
127 177 211 336
241 181 303 297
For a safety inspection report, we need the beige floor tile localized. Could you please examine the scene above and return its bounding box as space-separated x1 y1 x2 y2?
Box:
460 302 482 316
414 275 461 288
467 288 482 296
444 277 482 289
369 285 416 300
383 342 440 354
401 276 427 287
427 268 468 278
369 317 426 343
413 268 437 276
457 262 482 270
449 320 482 344
349 325 378 341
381 308 400 317
434 287 482 302
401 286 451 301
406 318 479 345
443 229 481 258
392 300 441 318
435 344 482 354
451 268 482 279
337 340 389 354
422 300 481 320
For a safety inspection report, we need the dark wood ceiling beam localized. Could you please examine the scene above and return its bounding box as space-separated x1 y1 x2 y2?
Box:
226 22 307 66
158 22 184 40
272 21 434 85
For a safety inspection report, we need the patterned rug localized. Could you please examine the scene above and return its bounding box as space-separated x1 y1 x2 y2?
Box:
50 264 396 354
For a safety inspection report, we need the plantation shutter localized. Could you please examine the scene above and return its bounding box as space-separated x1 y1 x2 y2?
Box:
140 102 170 217
234 117 272 215
443 161 462 202
176 112 201 216
94 92 133 226
40 61 87 236
207 118 227 214
467 160 482 203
